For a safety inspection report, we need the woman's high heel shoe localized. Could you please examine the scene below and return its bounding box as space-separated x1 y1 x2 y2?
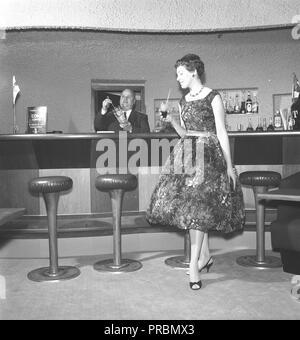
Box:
189 280 202 290
199 256 214 273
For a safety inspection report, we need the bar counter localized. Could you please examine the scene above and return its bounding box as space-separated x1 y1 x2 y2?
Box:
0 130 300 140
1 131 300 236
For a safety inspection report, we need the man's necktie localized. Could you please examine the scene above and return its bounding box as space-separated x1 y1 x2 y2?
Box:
123 111 127 120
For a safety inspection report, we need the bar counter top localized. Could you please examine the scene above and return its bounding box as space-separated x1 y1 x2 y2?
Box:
0 130 300 140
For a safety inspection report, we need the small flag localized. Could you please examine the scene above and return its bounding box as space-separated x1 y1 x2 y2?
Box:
13 75 20 105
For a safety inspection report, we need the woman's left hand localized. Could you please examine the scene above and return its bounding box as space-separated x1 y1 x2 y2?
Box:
227 167 236 190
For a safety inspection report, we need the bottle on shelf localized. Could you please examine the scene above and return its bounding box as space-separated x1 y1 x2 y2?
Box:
240 91 246 114
274 110 283 130
245 91 252 114
236 123 243 131
246 118 254 132
281 109 288 130
227 96 234 114
234 94 240 113
154 121 162 133
222 91 228 114
255 117 263 132
262 117 267 131
252 93 259 113
291 73 300 131
267 117 274 131
287 115 294 130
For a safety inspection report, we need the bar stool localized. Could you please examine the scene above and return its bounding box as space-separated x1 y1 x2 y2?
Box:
28 176 80 282
236 171 282 268
94 174 142 273
165 230 190 268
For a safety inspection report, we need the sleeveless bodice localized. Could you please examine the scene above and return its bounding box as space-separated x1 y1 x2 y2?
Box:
180 90 219 133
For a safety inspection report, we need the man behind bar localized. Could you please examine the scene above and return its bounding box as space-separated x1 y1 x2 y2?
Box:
94 89 150 133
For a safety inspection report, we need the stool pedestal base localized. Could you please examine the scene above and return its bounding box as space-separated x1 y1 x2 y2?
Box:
27 266 80 282
93 259 142 273
165 231 190 268
165 256 189 268
236 255 282 269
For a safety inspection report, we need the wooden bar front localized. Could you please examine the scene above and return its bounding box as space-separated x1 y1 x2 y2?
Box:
0 131 299 236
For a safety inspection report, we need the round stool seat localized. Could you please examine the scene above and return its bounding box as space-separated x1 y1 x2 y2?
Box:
29 176 73 193
95 174 137 191
239 171 281 187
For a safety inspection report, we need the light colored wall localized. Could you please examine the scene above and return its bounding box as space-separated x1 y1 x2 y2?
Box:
1 0 299 32
0 28 299 133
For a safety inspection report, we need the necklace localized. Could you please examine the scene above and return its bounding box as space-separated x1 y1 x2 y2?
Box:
189 86 204 97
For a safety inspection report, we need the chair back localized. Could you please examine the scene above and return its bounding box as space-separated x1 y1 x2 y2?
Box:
277 172 300 221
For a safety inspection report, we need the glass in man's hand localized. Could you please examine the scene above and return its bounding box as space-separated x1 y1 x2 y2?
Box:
113 107 131 129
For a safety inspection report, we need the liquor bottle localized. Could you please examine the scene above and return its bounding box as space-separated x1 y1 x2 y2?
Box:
240 91 246 114
222 91 228 113
236 123 243 131
262 118 267 131
255 117 263 132
267 117 274 131
252 93 259 113
274 110 283 130
227 96 234 114
234 94 240 113
154 121 161 133
246 118 254 132
245 91 252 113
291 73 300 130
287 115 294 130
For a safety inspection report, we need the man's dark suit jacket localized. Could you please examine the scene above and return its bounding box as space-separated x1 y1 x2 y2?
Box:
94 110 150 133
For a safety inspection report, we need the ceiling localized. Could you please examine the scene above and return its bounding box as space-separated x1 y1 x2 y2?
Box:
1 0 299 32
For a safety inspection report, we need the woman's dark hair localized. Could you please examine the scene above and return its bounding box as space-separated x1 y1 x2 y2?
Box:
175 54 205 78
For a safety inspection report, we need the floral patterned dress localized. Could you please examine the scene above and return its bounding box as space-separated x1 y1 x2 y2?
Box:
146 90 245 233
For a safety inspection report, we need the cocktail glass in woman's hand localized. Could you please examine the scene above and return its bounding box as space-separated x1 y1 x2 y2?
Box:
160 102 169 119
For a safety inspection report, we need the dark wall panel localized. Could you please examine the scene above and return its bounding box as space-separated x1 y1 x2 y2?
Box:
234 136 282 165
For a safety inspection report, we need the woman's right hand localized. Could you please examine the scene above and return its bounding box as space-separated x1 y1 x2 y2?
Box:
159 102 169 119
160 102 176 124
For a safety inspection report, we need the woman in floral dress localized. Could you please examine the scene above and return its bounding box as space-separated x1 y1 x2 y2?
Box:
146 54 245 290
